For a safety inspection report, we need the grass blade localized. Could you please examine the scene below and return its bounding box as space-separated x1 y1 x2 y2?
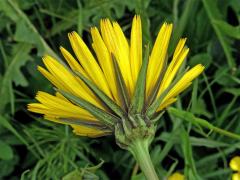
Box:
168 107 240 140
202 0 236 70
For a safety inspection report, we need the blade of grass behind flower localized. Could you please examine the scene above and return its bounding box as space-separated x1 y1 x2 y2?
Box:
202 0 236 70
168 107 240 140
181 129 200 179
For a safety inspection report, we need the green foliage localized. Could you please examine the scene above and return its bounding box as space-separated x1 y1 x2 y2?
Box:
0 140 14 160
0 0 240 179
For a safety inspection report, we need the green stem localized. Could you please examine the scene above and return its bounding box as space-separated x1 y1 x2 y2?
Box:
129 139 159 180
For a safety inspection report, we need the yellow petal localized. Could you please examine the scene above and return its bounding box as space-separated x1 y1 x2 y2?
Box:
100 19 134 96
41 55 103 108
59 47 99 98
146 23 173 96
100 19 115 53
157 39 188 96
168 172 184 180
55 92 70 102
91 27 120 104
38 66 67 91
60 46 88 78
28 91 96 121
68 31 112 98
113 21 134 94
71 125 111 137
173 38 187 58
130 15 142 87
230 156 240 171
160 64 204 108
158 98 177 111
43 116 107 137
232 173 240 180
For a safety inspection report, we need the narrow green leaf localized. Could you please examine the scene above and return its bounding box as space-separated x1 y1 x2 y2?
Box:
168 107 240 140
0 115 39 158
131 45 149 113
170 0 196 54
159 132 230 148
112 55 130 110
0 116 29 147
62 160 104 180
1 0 59 58
20 170 30 180
58 89 119 128
0 43 32 114
74 71 125 117
166 158 179 178
202 0 236 69
181 129 200 179
214 20 240 39
189 53 212 69
157 120 182 164
196 143 240 168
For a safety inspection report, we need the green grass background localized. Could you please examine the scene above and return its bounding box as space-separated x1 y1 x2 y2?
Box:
0 0 240 179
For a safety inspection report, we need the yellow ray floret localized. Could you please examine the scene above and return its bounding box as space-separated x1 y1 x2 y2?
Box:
232 173 240 180
91 27 120 104
158 64 205 110
59 47 100 99
72 125 111 137
230 156 240 171
130 15 142 87
158 98 177 111
28 91 96 121
38 66 67 91
45 115 109 137
100 19 134 96
146 23 173 96
59 46 88 78
40 55 103 109
168 172 184 180
68 31 112 98
113 21 133 94
157 38 188 96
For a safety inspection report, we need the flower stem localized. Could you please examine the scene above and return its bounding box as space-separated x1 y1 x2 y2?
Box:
129 139 159 180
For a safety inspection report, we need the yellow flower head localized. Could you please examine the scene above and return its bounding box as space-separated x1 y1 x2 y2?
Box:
168 172 184 180
230 156 240 180
28 15 204 138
